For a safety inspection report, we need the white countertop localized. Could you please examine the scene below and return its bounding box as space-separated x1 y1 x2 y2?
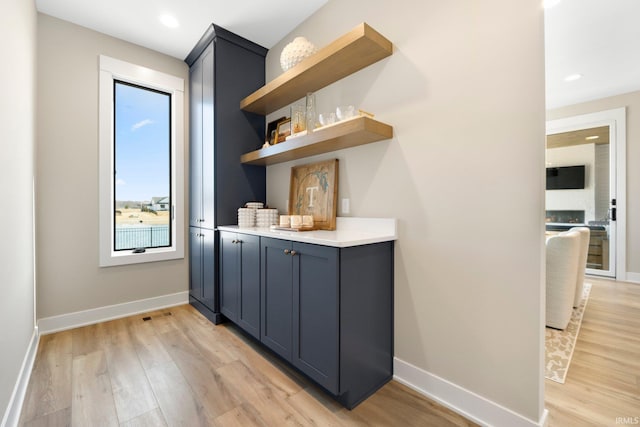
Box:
218 217 397 248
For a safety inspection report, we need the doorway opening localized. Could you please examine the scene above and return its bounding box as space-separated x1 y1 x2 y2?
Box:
546 108 626 279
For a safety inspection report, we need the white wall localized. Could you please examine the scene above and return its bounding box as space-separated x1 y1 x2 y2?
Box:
265 0 546 423
545 143 596 221
36 14 189 319
0 0 37 421
548 90 640 275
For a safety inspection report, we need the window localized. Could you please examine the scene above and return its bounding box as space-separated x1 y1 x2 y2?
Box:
114 81 171 251
99 56 184 266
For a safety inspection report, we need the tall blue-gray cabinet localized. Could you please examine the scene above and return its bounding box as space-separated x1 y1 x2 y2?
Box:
185 25 267 323
219 231 261 339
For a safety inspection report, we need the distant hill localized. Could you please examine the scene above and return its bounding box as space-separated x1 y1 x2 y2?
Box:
115 200 150 209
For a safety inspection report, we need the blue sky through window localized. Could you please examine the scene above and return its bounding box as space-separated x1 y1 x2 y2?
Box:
114 82 170 203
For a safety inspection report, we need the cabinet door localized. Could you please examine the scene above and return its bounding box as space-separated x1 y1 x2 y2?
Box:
219 231 238 321
201 228 216 310
188 59 203 227
292 242 339 393
261 237 293 360
201 44 215 228
238 234 260 339
189 227 203 300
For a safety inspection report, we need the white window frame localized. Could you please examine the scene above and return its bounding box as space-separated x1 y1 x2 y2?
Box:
99 55 184 267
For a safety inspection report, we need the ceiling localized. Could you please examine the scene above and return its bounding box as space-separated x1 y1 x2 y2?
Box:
544 0 640 109
35 0 328 58
546 126 609 149
35 0 639 109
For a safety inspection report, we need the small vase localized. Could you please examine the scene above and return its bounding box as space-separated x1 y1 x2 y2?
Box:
291 105 306 135
280 37 318 71
305 92 316 133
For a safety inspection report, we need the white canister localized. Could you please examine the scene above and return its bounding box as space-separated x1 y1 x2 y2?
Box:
290 215 302 228
302 215 314 227
279 215 291 227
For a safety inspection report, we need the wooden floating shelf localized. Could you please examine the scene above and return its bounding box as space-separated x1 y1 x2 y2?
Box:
240 23 393 115
240 116 393 166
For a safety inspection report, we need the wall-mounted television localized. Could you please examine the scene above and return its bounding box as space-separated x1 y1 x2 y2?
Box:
546 165 585 190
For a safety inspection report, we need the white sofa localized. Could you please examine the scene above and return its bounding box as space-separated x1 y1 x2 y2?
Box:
569 226 590 307
546 231 581 330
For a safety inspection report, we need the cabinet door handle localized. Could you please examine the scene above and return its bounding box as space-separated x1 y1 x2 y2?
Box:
290 250 297 256
232 239 237 244
284 249 290 255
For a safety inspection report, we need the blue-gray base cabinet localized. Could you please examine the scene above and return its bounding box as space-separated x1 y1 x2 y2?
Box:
219 231 261 339
188 227 222 324
259 236 394 409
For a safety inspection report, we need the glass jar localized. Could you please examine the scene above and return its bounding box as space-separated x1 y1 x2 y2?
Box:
305 92 316 133
291 104 306 135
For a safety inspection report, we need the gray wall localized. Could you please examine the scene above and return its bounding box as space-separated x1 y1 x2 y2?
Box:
547 90 640 277
265 0 546 422
0 0 37 420
36 14 189 319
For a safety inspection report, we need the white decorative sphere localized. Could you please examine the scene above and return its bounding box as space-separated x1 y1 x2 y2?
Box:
280 37 318 71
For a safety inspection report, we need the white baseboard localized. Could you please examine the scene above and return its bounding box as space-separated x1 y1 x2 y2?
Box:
38 291 189 335
393 357 548 427
624 272 640 284
1 327 39 427
540 409 549 427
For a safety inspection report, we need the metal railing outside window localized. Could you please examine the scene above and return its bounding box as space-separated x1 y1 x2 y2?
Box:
115 225 169 250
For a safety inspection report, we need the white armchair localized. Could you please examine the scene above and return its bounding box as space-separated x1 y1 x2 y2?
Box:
546 231 581 330
569 226 590 307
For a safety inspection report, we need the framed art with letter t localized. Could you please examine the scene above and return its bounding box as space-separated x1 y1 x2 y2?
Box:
288 159 338 230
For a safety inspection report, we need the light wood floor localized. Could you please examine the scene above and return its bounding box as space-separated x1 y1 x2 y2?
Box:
19 304 477 427
545 277 640 426
21 277 637 426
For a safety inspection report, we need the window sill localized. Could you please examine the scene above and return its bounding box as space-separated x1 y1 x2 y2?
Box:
99 246 184 267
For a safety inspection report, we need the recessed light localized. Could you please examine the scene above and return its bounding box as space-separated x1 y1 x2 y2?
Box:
543 0 561 9
585 135 599 140
564 73 582 82
159 14 179 29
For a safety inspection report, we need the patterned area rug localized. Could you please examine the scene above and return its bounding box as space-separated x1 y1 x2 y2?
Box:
545 282 592 383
